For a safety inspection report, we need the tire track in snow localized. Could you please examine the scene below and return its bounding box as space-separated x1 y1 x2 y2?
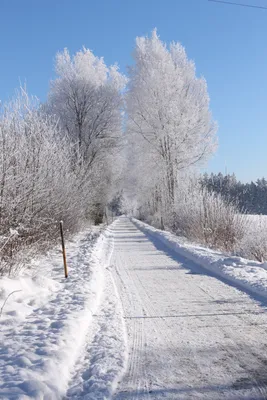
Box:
130 254 213 394
113 251 150 399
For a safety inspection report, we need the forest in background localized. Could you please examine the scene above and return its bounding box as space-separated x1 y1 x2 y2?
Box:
201 173 267 215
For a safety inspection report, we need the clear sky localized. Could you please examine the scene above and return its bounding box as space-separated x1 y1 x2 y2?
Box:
0 0 266 182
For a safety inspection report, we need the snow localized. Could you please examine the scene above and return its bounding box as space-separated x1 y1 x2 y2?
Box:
0 223 127 399
65 224 127 400
111 217 267 399
3 216 267 399
132 218 267 301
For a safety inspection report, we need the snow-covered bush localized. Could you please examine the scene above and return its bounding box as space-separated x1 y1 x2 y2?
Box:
171 183 246 252
0 92 69 272
239 216 267 262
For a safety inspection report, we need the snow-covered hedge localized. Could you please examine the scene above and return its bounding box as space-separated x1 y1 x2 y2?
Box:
239 215 267 262
170 187 246 252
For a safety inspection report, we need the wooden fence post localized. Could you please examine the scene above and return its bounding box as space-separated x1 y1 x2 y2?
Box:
60 221 68 278
160 216 165 231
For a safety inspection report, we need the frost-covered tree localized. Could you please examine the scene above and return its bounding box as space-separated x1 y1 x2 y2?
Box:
0 88 94 274
48 47 127 167
126 30 217 212
47 48 127 220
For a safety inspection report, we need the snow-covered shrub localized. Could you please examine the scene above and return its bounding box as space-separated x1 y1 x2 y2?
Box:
239 216 267 262
171 183 247 252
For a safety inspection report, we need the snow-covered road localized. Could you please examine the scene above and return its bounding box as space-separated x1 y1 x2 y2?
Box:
111 217 267 399
2 217 267 399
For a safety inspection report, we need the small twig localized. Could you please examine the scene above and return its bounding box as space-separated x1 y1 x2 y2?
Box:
0 235 13 254
0 230 19 254
0 290 22 317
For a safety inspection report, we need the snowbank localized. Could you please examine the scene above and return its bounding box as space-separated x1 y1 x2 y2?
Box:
66 220 128 400
0 224 121 399
132 218 267 301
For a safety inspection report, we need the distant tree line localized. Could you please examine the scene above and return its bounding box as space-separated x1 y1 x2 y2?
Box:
201 173 267 214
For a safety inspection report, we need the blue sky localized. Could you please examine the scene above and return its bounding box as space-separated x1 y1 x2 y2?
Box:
0 0 266 182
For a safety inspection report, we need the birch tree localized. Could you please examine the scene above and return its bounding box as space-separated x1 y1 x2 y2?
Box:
126 30 217 212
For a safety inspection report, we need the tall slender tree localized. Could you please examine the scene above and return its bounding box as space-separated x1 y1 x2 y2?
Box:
125 30 217 217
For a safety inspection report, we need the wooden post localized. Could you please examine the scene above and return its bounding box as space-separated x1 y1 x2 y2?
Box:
60 221 68 278
160 216 164 231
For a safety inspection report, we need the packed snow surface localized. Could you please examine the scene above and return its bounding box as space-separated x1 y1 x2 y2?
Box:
111 217 267 399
